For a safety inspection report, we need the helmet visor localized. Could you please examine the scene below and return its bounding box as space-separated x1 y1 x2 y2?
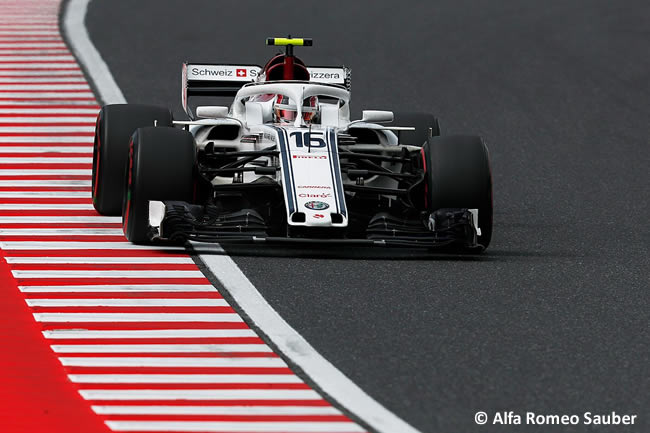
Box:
276 108 297 122
274 95 318 123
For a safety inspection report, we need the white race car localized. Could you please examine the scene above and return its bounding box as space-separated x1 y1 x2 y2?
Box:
92 37 493 251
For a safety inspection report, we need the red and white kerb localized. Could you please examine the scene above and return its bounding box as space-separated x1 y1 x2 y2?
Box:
0 1 365 432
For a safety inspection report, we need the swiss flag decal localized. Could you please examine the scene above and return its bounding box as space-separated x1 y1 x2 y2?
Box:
236 69 247 78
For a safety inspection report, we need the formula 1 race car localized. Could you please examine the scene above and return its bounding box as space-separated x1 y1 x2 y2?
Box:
92 37 493 251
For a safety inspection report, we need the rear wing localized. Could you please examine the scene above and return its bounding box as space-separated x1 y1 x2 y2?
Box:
182 62 351 119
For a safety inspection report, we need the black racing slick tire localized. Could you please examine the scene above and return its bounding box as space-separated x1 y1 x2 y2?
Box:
391 111 441 146
423 135 493 248
122 127 196 244
92 104 173 215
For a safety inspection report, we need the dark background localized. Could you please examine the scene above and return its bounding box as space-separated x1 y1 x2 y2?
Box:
86 1 649 431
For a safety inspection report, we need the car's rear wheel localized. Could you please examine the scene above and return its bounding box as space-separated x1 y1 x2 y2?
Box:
423 135 493 248
391 111 441 146
92 104 172 215
122 127 196 244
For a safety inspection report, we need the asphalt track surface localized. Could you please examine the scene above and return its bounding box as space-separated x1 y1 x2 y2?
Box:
86 1 649 431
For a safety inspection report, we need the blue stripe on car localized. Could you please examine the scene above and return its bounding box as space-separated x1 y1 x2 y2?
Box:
272 127 296 215
328 128 347 217
324 128 340 214
281 128 299 213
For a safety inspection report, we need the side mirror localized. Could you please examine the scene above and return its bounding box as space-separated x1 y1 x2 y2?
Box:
361 110 394 123
196 106 229 119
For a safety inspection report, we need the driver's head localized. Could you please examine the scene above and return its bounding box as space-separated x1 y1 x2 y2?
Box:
273 95 318 124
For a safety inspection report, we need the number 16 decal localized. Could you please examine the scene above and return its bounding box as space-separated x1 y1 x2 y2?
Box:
289 131 326 148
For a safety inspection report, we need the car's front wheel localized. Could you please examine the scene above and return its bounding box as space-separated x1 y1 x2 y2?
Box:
122 127 196 243
422 135 493 248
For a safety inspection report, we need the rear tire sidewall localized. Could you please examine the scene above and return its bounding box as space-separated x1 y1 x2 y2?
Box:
123 127 196 243
424 135 493 248
92 104 172 215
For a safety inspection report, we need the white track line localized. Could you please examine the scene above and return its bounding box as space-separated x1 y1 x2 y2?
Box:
0 48 70 52
0 169 91 175
0 31 62 34
0 37 64 41
0 119 95 124
0 190 90 199
0 78 87 84
0 72 85 78
0 84 90 90
79 389 316 401
0 108 96 113
64 0 125 103
65 1 420 431
195 244 420 433
14 270 205 278
26 298 226 307
0 192 92 197
0 58 74 63
0 130 94 136
2 113 88 118
7 256 192 264
20 285 216 293
0 32 61 36
0 204 95 210
0 56 75 61
91 406 340 415
0 179 91 185
0 43 68 48
0 137 91 143
0 217 118 224
0 53 72 57
7 257 191 264
0 128 94 134
0 178 92 183
104 421 363 433
70 374 302 384
61 358 287 368
33 313 243 322
0 228 118 235
0 51 72 56
44 329 257 339
2 241 185 250
0 92 94 98
51 344 272 353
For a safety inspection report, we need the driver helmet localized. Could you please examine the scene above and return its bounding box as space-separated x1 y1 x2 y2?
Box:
274 95 318 124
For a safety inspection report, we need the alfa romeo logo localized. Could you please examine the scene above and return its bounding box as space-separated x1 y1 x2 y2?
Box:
305 201 329 210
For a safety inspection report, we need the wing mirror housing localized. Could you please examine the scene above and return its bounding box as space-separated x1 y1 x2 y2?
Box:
196 106 229 119
361 110 394 123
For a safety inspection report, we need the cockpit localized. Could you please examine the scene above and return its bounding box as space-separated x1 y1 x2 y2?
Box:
234 81 351 127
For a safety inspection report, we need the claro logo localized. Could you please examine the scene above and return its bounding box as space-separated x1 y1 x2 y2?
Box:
299 193 332 198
